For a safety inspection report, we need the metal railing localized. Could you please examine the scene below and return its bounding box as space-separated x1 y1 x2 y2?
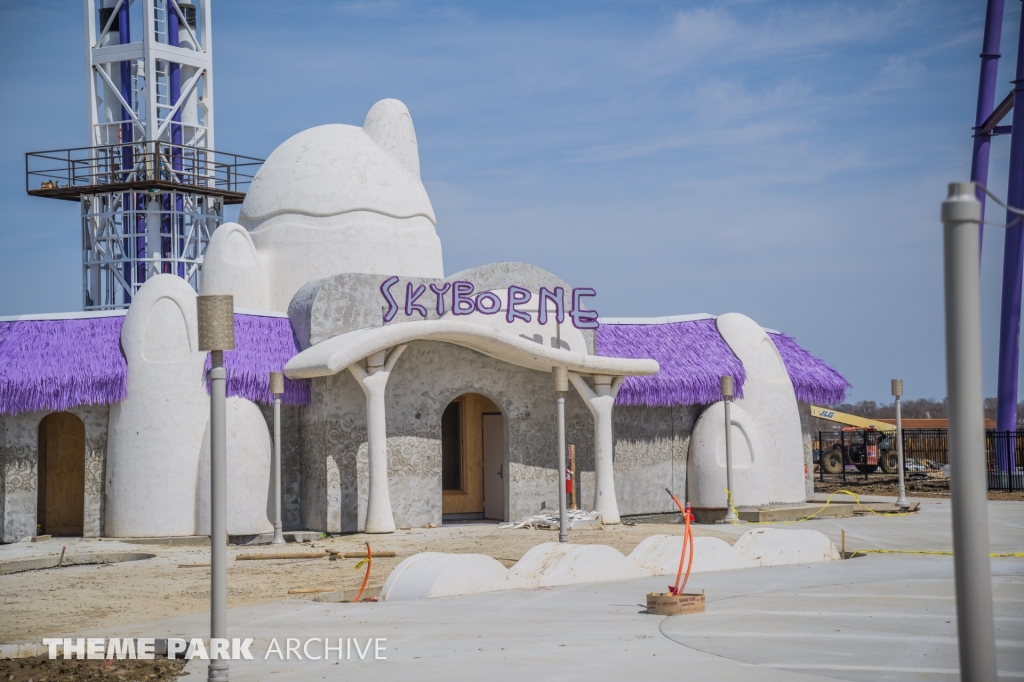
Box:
26 142 263 203
815 428 1022 492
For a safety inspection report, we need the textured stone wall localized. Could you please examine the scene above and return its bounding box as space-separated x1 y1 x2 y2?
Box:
258 403 304 531
798 402 815 497
301 340 601 530
614 405 700 515
1 405 109 543
298 340 698 530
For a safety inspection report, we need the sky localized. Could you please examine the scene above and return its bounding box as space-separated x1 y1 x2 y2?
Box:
0 0 1017 404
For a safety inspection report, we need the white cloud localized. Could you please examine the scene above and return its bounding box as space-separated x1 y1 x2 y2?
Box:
868 55 927 91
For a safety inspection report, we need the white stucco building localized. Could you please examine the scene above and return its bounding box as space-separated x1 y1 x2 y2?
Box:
0 100 849 542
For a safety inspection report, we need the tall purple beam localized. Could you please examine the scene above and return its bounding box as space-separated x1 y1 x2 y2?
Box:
972 0 1005 248
165 2 181 272
996 11 1024 437
168 1 185 277
118 1 133 305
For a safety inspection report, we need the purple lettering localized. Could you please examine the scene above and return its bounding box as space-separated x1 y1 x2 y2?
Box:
430 282 451 317
476 291 501 315
380 276 399 323
405 282 428 318
537 287 565 326
570 287 599 329
506 286 532 323
452 281 476 315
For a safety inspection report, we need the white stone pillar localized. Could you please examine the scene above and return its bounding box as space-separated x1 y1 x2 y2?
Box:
569 373 623 525
348 345 407 533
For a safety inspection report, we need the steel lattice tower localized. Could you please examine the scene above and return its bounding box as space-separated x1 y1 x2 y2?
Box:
26 0 262 310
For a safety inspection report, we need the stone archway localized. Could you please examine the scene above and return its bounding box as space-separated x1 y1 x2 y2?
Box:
37 412 86 536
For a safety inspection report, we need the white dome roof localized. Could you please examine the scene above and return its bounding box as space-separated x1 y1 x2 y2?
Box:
239 100 436 225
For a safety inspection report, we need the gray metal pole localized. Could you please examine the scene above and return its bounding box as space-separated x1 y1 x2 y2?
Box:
942 181 997 682
557 394 568 543
271 392 284 545
720 376 737 523
209 351 229 682
197 295 234 682
554 366 568 543
893 379 908 511
723 397 737 522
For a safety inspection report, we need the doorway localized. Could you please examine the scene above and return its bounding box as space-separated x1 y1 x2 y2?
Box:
441 394 505 520
36 412 86 536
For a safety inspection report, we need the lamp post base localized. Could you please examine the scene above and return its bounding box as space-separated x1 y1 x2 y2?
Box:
271 523 286 545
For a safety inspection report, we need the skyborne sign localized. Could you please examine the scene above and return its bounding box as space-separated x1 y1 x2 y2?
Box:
379 277 599 329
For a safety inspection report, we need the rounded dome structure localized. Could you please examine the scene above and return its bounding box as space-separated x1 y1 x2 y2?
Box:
239 118 435 224
228 99 445 311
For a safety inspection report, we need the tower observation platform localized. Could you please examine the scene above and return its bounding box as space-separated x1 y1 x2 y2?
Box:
25 0 263 310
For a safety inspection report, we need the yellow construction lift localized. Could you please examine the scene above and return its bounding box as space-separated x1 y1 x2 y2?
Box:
811 406 899 474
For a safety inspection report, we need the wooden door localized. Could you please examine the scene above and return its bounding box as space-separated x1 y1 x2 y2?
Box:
441 394 500 515
37 412 85 536
482 413 505 520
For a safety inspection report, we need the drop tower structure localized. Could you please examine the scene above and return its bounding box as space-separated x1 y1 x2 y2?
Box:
25 0 262 309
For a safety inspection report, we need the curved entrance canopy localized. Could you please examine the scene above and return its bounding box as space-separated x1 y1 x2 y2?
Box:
283 320 659 379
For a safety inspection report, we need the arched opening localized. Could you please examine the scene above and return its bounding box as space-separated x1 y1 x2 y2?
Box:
441 393 505 521
36 412 86 536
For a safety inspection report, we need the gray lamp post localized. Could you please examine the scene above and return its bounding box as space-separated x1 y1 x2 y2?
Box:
269 372 285 545
197 294 234 682
942 182 996 680
892 379 909 511
554 366 568 543
720 375 738 524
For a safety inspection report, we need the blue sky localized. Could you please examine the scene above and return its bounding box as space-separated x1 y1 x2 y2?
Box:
0 0 1017 403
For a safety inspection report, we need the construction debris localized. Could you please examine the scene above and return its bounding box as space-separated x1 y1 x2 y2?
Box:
235 551 327 561
499 510 604 530
336 551 396 559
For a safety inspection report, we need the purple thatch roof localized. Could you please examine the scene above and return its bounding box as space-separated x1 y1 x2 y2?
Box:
768 331 849 405
0 312 308 416
0 316 127 416
597 318 746 406
596 317 849 407
205 314 309 406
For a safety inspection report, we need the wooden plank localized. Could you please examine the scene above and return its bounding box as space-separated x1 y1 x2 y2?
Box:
235 552 328 561
335 551 396 559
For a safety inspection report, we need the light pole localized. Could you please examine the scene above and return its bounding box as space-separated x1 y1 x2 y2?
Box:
942 181 997 681
720 375 738 524
197 294 234 682
269 371 285 545
893 379 909 511
554 366 568 543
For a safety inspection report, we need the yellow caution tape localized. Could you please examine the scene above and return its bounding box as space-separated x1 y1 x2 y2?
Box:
720 489 1023 557
724 488 741 525
722 488 913 526
354 558 369 570
850 548 1024 558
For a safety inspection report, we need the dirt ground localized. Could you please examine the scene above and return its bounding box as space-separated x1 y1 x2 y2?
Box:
814 472 1024 501
0 522 735 644
0 654 187 681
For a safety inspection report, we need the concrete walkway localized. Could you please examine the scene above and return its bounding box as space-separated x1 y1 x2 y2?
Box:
59 499 1020 681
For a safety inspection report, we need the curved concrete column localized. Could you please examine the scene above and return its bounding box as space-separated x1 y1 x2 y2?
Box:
569 373 624 524
348 345 407 533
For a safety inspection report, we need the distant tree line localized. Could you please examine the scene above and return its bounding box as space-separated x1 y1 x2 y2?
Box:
830 398 1024 424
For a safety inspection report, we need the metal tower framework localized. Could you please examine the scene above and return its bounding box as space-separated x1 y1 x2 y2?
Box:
25 0 262 310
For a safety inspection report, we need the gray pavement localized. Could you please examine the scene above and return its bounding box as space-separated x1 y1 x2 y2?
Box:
67 499 1022 681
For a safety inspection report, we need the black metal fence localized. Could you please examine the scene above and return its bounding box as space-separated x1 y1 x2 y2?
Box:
26 142 264 204
815 428 1023 492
